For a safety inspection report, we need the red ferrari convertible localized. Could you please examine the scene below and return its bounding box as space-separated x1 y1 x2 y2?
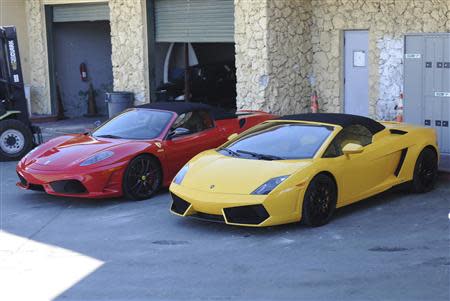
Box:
16 102 274 200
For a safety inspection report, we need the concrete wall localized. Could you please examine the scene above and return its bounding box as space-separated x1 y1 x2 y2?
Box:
0 0 30 84
53 21 113 117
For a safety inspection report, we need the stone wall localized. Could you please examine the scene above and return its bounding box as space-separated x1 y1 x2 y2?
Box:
265 0 312 114
235 0 312 115
377 37 403 120
236 0 450 119
309 0 450 118
24 0 149 115
24 0 450 117
234 0 270 111
109 0 148 105
25 0 51 114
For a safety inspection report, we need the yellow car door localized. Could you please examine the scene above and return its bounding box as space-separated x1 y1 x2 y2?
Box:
323 125 400 206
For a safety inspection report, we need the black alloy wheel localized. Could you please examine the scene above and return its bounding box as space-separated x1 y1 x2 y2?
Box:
302 173 337 227
123 155 162 200
411 147 438 193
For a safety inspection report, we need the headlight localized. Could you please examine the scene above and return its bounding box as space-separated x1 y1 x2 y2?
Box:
80 151 114 166
173 164 189 185
251 175 289 195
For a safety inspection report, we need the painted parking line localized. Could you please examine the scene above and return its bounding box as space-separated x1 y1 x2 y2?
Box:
0 230 103 301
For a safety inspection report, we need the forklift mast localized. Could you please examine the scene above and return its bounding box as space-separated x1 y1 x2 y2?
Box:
0 26 31 126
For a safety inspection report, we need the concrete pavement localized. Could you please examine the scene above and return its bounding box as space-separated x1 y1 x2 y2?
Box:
0 161 449 301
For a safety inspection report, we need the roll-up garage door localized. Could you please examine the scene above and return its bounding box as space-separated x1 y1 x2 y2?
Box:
154 0 234 43
53 3 110 22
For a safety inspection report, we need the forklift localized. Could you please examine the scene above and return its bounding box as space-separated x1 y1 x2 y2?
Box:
0 26 41 161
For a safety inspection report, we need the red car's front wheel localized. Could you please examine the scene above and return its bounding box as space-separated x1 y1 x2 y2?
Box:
123 154 162 200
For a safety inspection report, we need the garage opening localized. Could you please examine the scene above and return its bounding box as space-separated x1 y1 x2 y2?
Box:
152 0 236 110
50 3 113 118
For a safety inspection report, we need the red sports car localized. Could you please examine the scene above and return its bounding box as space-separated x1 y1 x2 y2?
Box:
16 102 274 200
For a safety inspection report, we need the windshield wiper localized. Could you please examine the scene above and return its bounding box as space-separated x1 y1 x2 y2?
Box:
221 148 240 157
94 134 123 139
236 149 283 160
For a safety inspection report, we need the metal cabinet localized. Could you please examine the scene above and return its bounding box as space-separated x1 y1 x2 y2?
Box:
404 33 450 155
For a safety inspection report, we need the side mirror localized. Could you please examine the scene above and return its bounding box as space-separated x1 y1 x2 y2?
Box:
168 127 191 139
227 133 238 141
342 143 364 156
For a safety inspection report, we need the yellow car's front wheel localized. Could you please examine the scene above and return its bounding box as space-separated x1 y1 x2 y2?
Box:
301 173 337 227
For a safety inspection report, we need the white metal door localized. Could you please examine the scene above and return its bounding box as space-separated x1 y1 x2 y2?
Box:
442 36 450 153
344 31 369 116
404 33 450 154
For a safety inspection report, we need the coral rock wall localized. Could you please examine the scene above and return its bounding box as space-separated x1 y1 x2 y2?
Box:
234 0 270 111
236 0 450 119
235 0 312 115
25 0 51 114
311 0 450 118
24 0 450 118
265 0 312 114
109 0 148 105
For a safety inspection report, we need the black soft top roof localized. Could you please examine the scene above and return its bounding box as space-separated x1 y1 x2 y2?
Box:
278 113 385 134
136 101 237 120
137 101 211 115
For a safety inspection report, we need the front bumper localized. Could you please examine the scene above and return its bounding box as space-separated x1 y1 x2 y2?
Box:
16 162 127 199
169 183 303 227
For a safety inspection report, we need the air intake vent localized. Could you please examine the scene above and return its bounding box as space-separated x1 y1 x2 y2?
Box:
28 184 44 191
394 148 408 177
17 172 27 186
223 204 269 225
50 180 87 194
192 212 225 223
390 129 408 135
170 193 190 215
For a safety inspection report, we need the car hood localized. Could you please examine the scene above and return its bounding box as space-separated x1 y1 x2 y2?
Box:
181 150 312 195
25 134 151 170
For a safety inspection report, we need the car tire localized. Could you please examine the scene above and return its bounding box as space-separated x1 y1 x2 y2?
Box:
301 173 337 227
0 119 33 161
122 154 162 201
410 147 438 193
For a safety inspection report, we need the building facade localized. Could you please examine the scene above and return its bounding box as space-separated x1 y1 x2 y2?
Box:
2 0 449 120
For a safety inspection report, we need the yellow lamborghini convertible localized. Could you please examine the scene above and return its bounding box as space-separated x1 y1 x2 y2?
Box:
169 113 439 227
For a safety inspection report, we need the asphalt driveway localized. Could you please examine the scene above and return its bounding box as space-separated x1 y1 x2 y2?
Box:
0 160 449 301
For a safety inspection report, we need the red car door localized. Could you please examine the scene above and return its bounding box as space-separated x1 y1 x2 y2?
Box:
163 110 225 178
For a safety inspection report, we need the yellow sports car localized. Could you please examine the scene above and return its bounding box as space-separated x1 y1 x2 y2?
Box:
169 113 439 227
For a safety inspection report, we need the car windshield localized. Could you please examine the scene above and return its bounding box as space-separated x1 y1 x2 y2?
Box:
92 109 173 140
221 122 333 160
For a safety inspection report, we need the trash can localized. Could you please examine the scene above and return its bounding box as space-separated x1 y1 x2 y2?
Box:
105 91 134 118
